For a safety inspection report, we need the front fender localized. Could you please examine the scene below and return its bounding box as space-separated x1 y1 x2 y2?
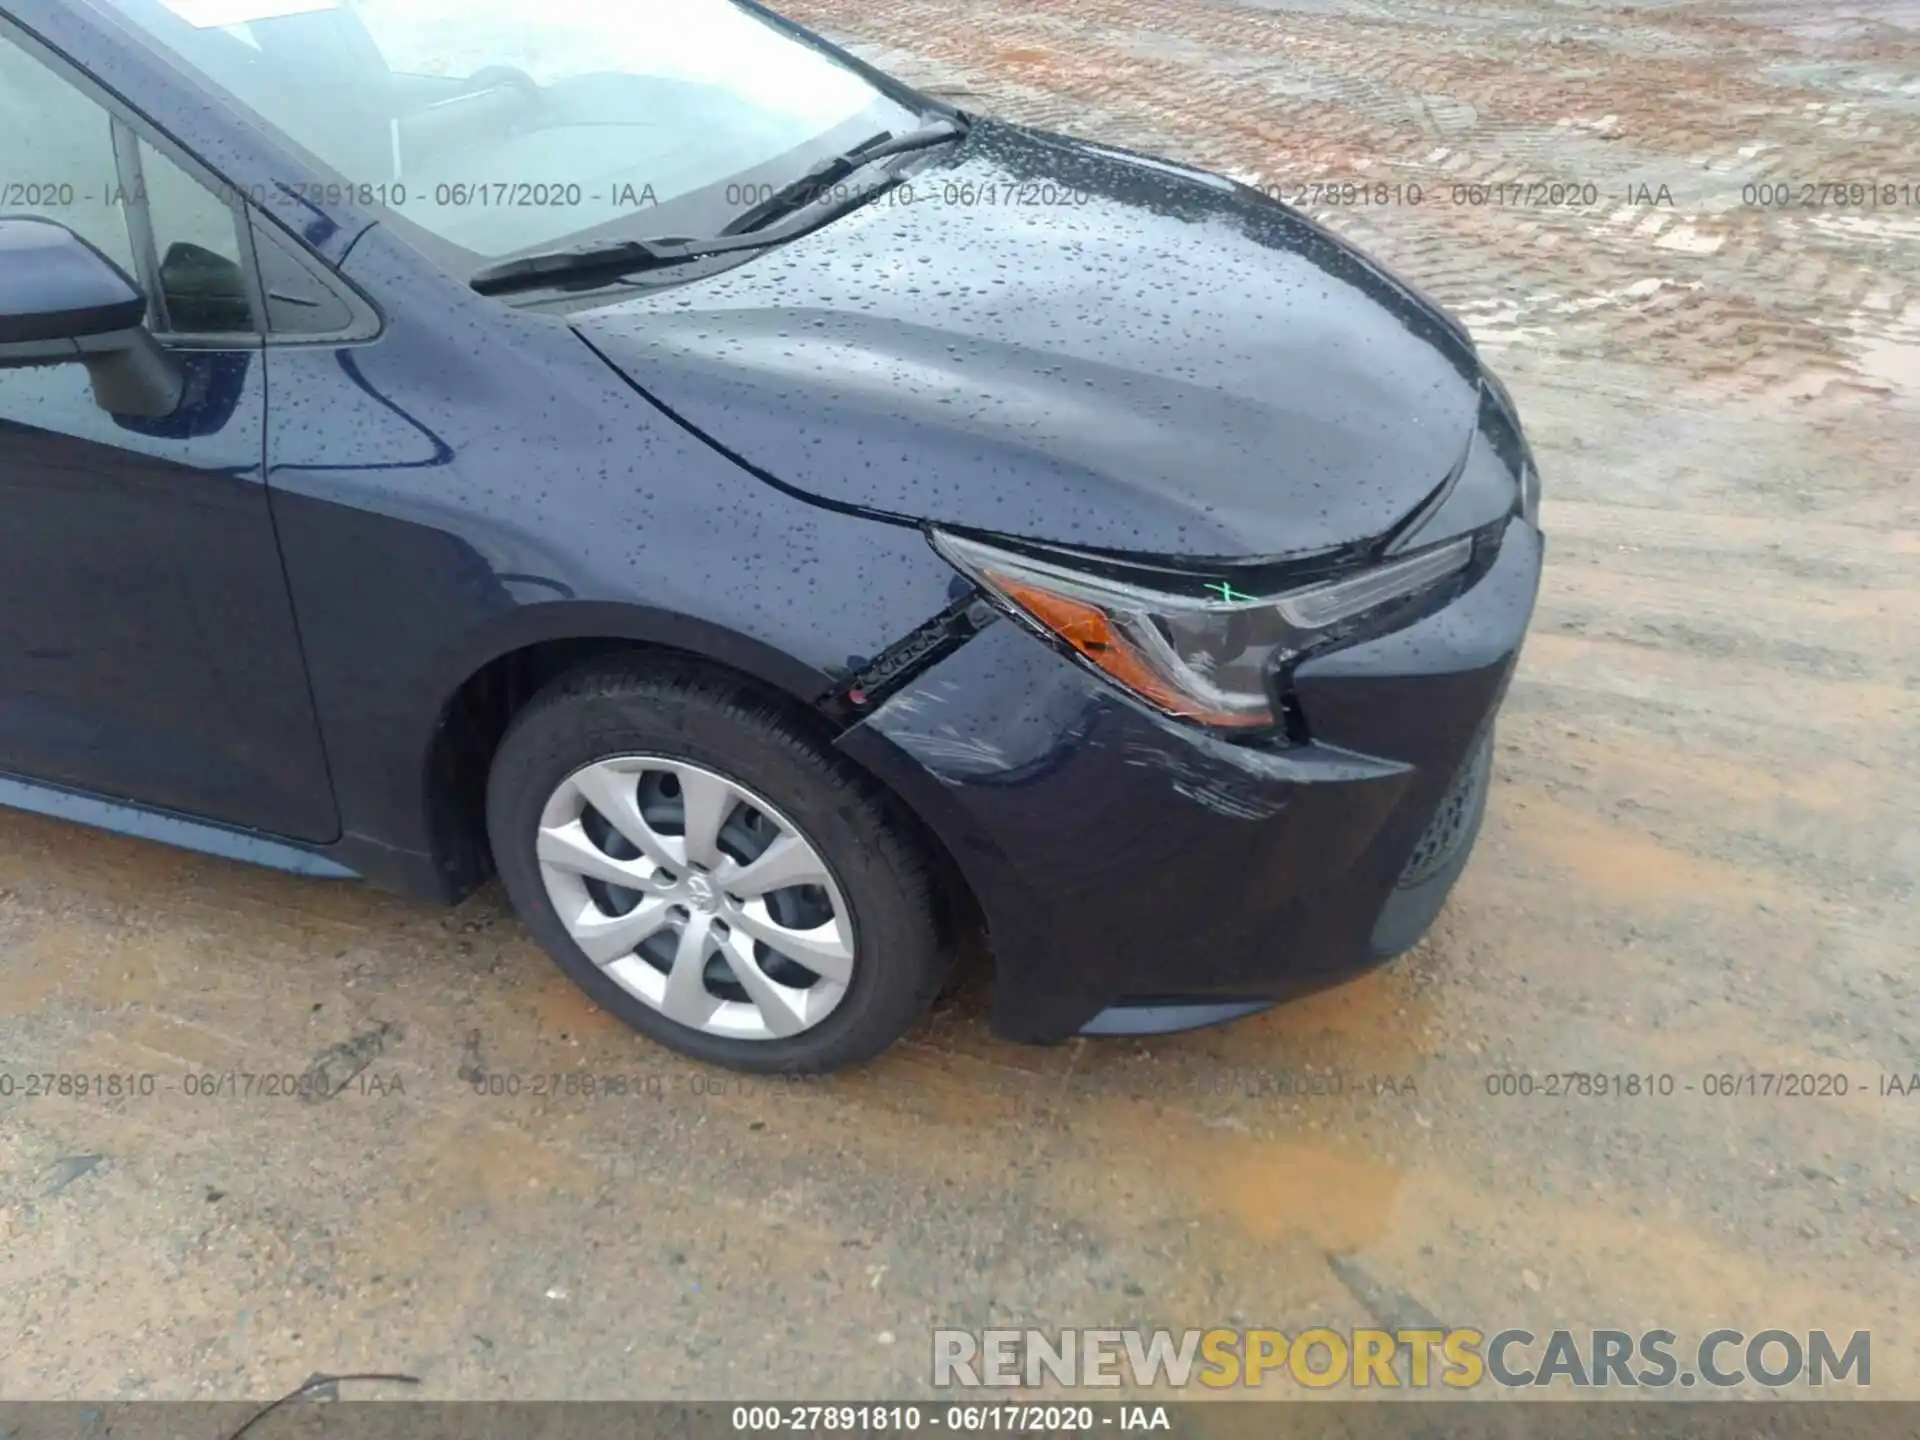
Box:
269 224 962 892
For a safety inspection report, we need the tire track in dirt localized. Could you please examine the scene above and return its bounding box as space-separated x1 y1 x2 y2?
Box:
2 0 1916 1401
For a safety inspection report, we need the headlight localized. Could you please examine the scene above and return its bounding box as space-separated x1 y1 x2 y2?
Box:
931 530 1475 729
1520 457 1541 527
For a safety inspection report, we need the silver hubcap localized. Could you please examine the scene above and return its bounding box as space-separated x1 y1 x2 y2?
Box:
535 756 856 1040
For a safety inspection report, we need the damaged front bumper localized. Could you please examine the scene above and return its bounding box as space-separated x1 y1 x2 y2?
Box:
834 517 1543 1044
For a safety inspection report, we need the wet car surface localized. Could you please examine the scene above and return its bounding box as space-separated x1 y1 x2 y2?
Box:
0 0 1541 1065
2 0 1917 1404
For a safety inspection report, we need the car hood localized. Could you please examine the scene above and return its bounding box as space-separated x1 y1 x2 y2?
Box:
574 120 1484 560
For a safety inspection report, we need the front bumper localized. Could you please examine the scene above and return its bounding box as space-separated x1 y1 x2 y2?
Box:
834 517 1543 1044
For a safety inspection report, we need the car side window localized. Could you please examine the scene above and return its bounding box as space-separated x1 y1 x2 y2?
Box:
0 28 255 339
0 31 140 276
137 139 255 336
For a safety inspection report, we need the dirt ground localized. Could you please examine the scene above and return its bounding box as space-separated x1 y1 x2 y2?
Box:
2 0 1916 1405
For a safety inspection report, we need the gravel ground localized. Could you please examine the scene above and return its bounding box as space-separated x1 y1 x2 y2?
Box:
1 0 1916 1404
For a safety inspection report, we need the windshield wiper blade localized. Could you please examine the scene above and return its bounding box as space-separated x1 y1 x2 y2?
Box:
469 119 968 297
718 118 966 237
469 233 773 296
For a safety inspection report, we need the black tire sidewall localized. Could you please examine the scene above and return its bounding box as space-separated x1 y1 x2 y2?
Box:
486 666 948 1073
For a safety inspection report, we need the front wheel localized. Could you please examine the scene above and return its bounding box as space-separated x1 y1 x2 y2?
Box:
486 659 953 1073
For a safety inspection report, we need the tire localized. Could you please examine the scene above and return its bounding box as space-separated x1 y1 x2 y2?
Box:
486 656 952 1072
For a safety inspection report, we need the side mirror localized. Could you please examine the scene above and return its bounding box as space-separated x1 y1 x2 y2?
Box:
0 216 184 417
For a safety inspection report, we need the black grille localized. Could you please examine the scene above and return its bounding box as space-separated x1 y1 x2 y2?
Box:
1398 732 1492 889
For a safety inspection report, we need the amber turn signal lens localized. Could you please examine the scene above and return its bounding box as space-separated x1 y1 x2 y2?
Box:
991 573 1267 728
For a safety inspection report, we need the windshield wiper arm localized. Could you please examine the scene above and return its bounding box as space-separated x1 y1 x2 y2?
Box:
469 232 775 297
469 119 968 298
718 118 966 237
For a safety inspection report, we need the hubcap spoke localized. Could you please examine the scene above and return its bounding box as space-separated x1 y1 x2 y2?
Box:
537 820 658 890
715 833 830 899
674 765 735 870
568 763 677 870
536 754 857 1041
570 894 674 966
717 930 808 1038
658 912 723 1029
729 903 855 984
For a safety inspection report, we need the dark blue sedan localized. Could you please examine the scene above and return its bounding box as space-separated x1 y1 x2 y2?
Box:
0 0 1542 1070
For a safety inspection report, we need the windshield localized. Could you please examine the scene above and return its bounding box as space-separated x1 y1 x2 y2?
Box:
100 0 923 263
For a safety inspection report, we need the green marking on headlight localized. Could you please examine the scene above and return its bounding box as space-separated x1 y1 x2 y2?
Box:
1205 580 1256 604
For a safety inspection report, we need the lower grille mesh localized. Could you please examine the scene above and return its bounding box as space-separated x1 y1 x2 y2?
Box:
1398 732 1492 889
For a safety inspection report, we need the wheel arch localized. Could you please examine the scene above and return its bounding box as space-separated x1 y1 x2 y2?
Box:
409 605 983 954
408 602 820 896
